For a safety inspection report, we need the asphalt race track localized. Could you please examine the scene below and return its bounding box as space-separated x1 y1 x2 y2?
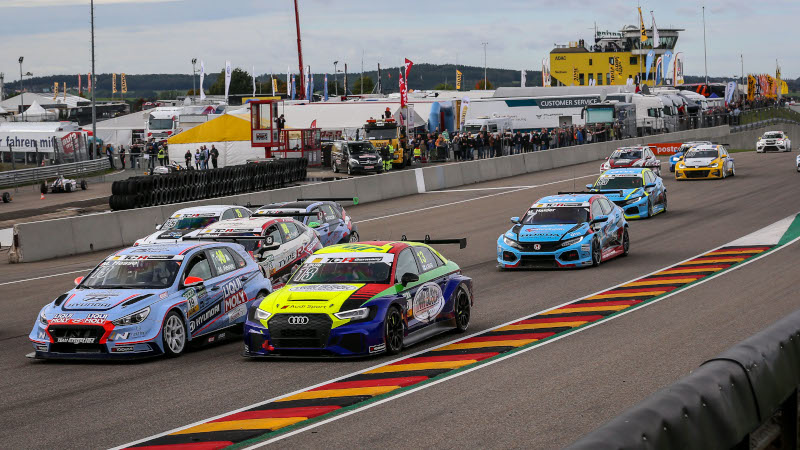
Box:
2 151 800 449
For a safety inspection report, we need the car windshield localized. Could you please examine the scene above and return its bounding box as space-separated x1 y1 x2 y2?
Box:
289 254 394 284
522 207 590 225
365 128 397 140
82 259 180 289
763 133 783 139
594 176 643 189
685 149 718 158
610 149 642 159
162 216 219 231
148 118 173 131
346 143 376 155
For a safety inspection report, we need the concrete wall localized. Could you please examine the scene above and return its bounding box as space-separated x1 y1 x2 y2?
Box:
9 124 774 263
727 123 800 150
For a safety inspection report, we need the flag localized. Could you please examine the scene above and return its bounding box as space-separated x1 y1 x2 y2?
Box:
542 58 550 87
661 51 673 84
78 74 82 94
724 81 736 105
252 66 256 97
747 75 756 101
404 58 414 83
224 60 232 104
310 119 317 128
121 73 127 94
459 97 470 129
63 82 66 100
638 7 647 42
324 74 328 101
291 75 296 100
673 52 684 85
112 73 117 94
651 11 660 48
199 60 206 101
456 70 462 90
53 82 59 100
287 66 291 96
88 73 91 93
521 70 526 87
399 69 408 108
655 57 663 85
272 76 278 97
645 50 655 81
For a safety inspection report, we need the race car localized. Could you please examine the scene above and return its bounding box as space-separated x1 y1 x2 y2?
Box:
29 242 272 359
252 197 359 246
600 146 662 176
756 131 792 152
669 141 712 172
135 205 252 245
675 144 735 180
196 216 323 289
497 193 629 269
243 237 472 357
40 175 87 194
586 168 666 219
796 154 800 172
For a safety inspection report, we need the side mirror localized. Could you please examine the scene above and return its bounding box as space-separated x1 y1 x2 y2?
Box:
184 276 204 288
605 156 609 160
590 215 609 225
510 216 520 224
645 183 656 189
400 272 419 286
585 183 594 189
308 221 320 229
155 224 162 230
74 276 84 286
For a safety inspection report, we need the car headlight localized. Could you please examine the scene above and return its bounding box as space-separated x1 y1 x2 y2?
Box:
112 306 150 326
502 235 523 250
349 158 358 166
625 195 644 205
677 162 685 169
334 308 370 320
255 309 271 321
560 236 583 248
710 162 719 168
377 156 382 163
39 309 48 325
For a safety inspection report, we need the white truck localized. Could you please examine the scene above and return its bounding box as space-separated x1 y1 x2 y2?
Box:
145 107 184 141
462 117 514 135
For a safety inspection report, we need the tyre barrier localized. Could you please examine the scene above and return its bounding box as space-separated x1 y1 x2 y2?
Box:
569 307 800 450
108 159 308 211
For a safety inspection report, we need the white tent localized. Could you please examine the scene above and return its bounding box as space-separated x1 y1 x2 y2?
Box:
90 111 148 147
22 101 57 122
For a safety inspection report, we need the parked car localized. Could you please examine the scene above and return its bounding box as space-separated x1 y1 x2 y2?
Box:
331 140 384 175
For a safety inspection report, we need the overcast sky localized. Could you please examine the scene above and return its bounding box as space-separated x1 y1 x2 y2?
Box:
1 0 795 81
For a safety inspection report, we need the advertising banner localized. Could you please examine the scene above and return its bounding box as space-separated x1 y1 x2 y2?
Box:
648 142 683 155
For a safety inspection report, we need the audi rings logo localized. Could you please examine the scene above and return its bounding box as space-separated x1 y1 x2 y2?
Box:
287 316 309 325
533 244 541 250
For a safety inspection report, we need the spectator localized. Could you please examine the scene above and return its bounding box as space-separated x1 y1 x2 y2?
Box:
147 141 156 171
522 132 531 153
512 131 522 155
106 144 115 169
184 149 192 169
157 144 166 166
541 129 550 150
276 114 286 134
210 145 219 169
199 147 206 169
119 145 126 169
194 149 201 169
452 133 462 161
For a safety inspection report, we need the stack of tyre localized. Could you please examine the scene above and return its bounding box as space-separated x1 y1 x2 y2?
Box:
109 159 307 211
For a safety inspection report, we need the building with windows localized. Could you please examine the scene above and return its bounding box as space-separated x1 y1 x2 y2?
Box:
550 25 683 87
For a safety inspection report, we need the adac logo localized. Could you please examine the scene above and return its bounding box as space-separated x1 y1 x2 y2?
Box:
555 56 567 61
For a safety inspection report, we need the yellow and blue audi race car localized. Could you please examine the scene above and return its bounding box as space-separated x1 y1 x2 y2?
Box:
586 168 666 219
243 237 472 357
675 144 736 180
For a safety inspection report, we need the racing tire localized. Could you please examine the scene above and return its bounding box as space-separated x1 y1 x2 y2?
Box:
40 183 48 195
332 161 338 173
662 193 668 213
384 306 404 355
647 198 654 217
730 163 736 177
162 311 187 357
348 231 360 243
591 239 602 267
81 180 88 190
796 165 800 173
454 286 471 333
347 164 353 176
621 227 630 256
65 183 72 193
1 192 10 203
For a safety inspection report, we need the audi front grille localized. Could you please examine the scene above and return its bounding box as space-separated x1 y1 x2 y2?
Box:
269 314 332 348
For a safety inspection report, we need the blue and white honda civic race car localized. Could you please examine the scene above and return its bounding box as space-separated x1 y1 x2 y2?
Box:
29 242 272 359
252 198 359 246
586 168 667 219
497 193 629 269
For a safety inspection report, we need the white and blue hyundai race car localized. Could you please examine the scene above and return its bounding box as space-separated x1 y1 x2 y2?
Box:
29 242 272 360
586 168 667 219
135 205 252 245
497 193 629 269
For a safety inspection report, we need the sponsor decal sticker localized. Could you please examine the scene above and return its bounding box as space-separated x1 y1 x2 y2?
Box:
289 284 359 292
369 343 386 354
226 303 247 322
412 282 445 323
50 313 74 324
111 345 135 353
190 303 221 333
35 344 48 352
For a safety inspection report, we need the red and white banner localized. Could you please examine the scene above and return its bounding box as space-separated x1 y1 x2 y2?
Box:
60 132 82 155
648 142 683 155
87 73 92 93
404 58 413 83
399 71 408 108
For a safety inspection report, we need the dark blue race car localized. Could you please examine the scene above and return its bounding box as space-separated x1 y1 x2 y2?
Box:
586 168 667 219
252 198 359 247
497 193 629 269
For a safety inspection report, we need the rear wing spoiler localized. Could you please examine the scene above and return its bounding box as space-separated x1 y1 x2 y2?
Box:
184 234 279 255
251 211 320 218
296 197 360 205
400 235 467 249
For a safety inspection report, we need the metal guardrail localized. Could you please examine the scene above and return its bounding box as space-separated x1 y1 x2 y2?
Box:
0 159 110 188
731 117 800 133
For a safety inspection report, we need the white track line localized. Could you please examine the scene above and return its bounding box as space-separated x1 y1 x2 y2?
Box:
0 269 92 287
116 214 799 450
354 173 596 224
8 173 596 286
